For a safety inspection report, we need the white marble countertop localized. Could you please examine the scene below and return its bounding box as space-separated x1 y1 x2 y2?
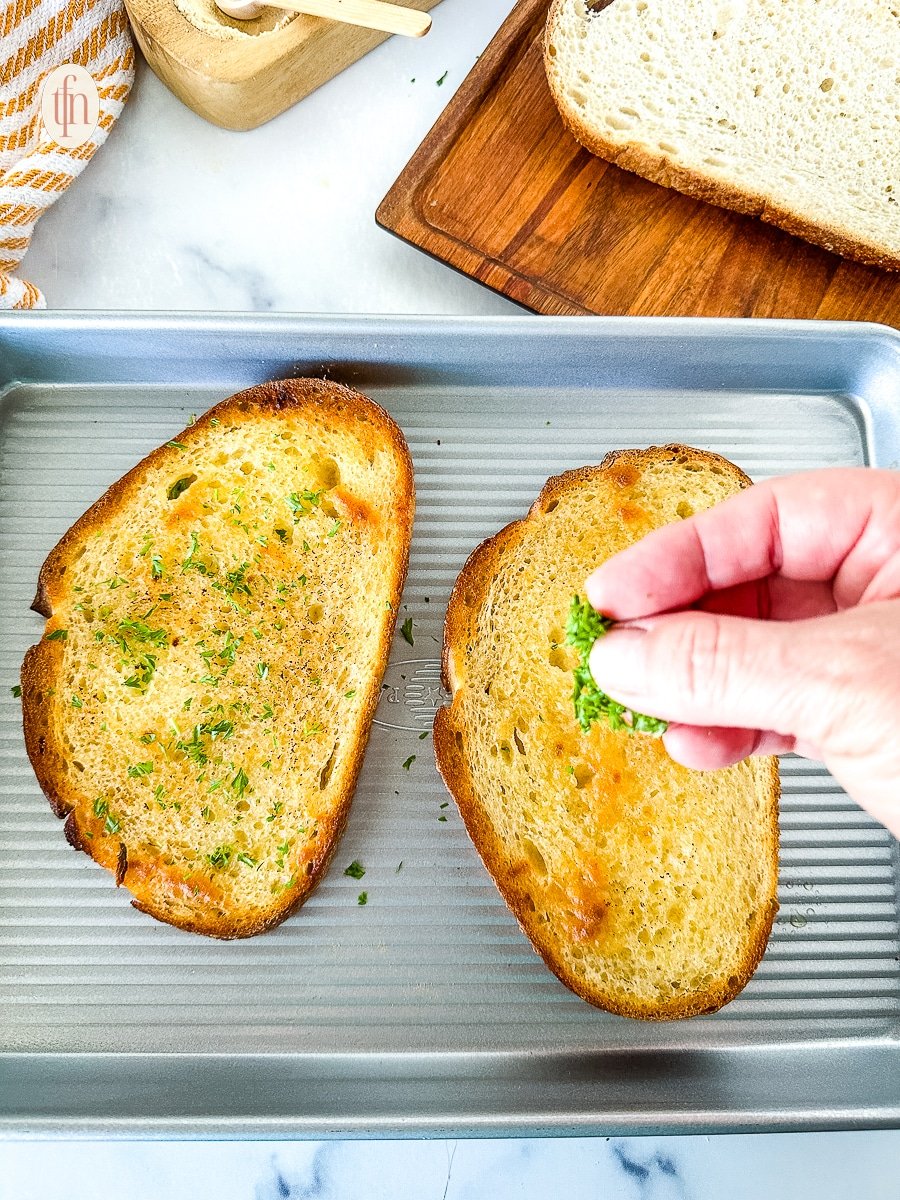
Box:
7 0 900 1192
23 0 521 314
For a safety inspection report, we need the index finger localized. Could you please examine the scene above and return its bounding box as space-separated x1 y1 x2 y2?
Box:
585 466 898 621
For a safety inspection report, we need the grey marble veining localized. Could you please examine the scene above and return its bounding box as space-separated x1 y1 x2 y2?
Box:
5 1133 900 1199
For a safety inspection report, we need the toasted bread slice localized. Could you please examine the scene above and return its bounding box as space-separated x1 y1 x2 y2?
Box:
434 445 779 1019
545 0 900 271
22 379 414 938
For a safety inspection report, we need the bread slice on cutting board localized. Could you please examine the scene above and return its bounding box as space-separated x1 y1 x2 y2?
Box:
545 0 900 271
433 445 779 1020
21 379 414 938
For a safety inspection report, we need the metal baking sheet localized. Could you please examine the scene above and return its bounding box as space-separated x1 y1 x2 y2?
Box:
0 313 898 1137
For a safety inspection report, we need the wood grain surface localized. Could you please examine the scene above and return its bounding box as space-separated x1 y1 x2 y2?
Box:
125 0 440 131
377 0 900 321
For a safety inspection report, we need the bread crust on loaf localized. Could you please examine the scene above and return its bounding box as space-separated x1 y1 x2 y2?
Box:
544 0 900 273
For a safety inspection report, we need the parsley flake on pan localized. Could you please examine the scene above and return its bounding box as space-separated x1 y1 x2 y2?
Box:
565 596 667 736
344 860 365 880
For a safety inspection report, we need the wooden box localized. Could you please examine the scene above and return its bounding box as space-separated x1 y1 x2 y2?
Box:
124 0 442 131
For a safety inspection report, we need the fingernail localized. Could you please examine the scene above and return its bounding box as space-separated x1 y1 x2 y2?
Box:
588 627 648 692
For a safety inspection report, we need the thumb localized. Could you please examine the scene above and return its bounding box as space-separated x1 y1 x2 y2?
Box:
587 610 835 744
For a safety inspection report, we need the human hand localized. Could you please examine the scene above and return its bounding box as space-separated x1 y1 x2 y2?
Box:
584 468 900 837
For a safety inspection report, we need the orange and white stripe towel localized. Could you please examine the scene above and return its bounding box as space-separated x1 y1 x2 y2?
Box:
0 0 133 308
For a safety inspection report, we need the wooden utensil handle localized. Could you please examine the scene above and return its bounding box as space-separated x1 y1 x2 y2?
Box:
271 0 431 37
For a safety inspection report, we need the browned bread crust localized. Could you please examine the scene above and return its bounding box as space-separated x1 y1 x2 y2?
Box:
544 0 900 273
22 379 414 938
434 445 780 1020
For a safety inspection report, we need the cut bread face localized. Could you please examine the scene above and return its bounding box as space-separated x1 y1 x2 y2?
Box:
21 379 414 938
545 0 900 271
434 445 779 1020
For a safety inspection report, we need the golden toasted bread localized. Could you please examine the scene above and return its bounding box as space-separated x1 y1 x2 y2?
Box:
22 379 414 938
434 445 779 1019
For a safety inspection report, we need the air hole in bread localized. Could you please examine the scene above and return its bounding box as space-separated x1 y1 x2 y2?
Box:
319 743 338 790
548 646 570 670
521 838 547 876
573 763 594 789
307 604 324 623
306 454 341 490
513 728 526 755
167 473 197 500
676 500 694 519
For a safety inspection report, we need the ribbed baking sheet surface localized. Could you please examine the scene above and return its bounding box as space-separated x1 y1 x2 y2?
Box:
2 377 898 1056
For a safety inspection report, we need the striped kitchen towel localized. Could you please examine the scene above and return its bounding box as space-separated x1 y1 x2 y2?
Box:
0 0 133 308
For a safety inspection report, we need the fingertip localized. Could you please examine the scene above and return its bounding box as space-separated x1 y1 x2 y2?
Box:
663 724 794 770
583 567 608 614
662 724 752 771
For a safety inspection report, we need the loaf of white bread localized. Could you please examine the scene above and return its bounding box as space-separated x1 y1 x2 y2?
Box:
545 0 900 271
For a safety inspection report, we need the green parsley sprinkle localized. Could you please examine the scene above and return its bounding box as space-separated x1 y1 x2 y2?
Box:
206 844 233 869
402 755 415 771
400 617 414 646
357 891 368 906
344 860 365 880
167 475 196 501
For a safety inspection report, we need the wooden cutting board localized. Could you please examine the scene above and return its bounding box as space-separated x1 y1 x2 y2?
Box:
377 0 900 321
